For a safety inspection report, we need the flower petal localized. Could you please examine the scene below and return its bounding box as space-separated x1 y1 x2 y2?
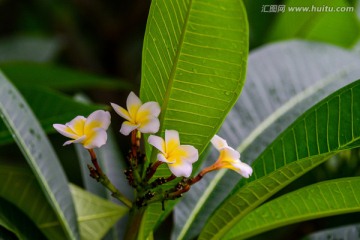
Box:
168 162 193 177
211 134 228 151
221 147 240 161
111 102 132 121
157 153 169 163
165 130 180 153
63 135 86 146
177 145 199 163
83 128 108 149
233 161 253 178
53 124 78 139
138 117 160 134
66 116 86 136
137 101 161 120
126 92 142 120
85 110 111 132
148 135 165 153
120 121 139 136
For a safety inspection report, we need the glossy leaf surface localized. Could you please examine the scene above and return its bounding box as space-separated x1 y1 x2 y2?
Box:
70 184 128 240
226 178 360 239
140 0 248 160
173 41 360 240
0 163 127 240
0 71 79 240
139 0 249 237
200 80 360 239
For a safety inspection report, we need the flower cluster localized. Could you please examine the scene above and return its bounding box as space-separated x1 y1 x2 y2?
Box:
53 91 252 208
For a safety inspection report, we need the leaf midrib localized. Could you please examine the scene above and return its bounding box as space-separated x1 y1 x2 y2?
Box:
150 0 193 163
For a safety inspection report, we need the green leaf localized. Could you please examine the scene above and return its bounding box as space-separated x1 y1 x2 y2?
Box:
0 162 67 239
266 0 360 48
70 184 128 240
199 79 360 239
0 163 128 240
0 36 60 63
303 223 360 240
0 197 47 240
0 62 133 90
243 0 278 48
139 1 248 237
173 41 360 240
0 71 79 239
226 177 360 239
140 0 249 160
0 85 107 145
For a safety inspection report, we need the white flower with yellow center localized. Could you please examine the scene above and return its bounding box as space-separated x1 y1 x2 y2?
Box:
210 135 252 178
53 110 111 149
111 92 161 136
148 130 198 177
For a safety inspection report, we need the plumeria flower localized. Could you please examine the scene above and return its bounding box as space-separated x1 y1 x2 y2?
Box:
148 130 199 177
53 110 111 149
210 135 252 178
111 92 161 136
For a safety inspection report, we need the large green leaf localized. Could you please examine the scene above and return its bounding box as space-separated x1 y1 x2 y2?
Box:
138 0 248 237
0 162 66 239
0 71 79 239
303 223 360 240
140 0 248 160
0 62 133 90
226 177 360 239
173 41 360 240
70 184 128 240
0 163 128 240
0 197 47 240
266 0 360 48
0 86 106 145
199 80 360 239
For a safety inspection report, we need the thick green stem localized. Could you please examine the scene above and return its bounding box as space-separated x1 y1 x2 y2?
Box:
124 207 146 240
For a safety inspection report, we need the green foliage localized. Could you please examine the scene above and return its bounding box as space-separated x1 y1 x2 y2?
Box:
266 0 360 48
0 62 133 90
0 86 107 145
0 163 127 240
0 36 60 63
70 184 128 240
200 80 360 239
138 0 249 238
226 177 360 239
0 71 79 239
140 0 249 160
172 40 360 240
0 197 47 240
1 0 360 239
